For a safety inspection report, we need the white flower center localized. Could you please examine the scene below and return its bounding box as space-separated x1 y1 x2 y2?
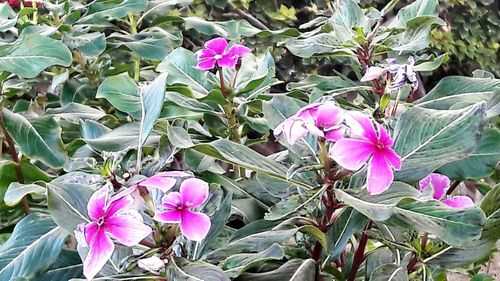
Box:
214 54 223 60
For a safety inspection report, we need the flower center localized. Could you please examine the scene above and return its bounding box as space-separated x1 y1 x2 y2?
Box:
214 54 223 60
97 217 105 226
376 142 385 150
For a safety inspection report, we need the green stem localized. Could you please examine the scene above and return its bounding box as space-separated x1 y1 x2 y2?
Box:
391 87 404 116
318 140 332 182
128 14 140 81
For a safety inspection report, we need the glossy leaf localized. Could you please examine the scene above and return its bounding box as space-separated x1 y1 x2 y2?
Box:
96 74 140 114
4 183 45 207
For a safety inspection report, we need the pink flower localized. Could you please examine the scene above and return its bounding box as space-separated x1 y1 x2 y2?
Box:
76 186 152 280
154 178 211 241
419 173 474 209
195 37 251 70
329 112 401 195
274 101 346 145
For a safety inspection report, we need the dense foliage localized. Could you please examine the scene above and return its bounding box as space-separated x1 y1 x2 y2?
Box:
0 0 498 281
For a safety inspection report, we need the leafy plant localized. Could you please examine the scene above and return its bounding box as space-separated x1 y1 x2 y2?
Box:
0 0 498 281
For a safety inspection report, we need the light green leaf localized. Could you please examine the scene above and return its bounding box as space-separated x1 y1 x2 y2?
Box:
0 213 68 280
415 76 500 110
66 32 106 58
168 126 194 148
438 128 500 180
413 54 447 72
32 250 83 281
393 103 485 182
0 3 17 32
369 264 408 281
0 35 72 78
96 74 140 114
265 185 326 221
222 244 285 278
138 73 168 148
45 103 105 123
330 0 370 42
78 0 148 22
47 182 93 233
157 48 213 98
391 0 439 27
235 259 316 281
2 109 68 169
285 33 353 58
110 30 181 60
4 183 45 207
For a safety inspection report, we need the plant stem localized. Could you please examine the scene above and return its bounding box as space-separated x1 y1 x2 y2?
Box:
347 221 373 281
128 14 140 82
318 140 332 182
391 87 404 116
446 180 461 195
0 114 30 214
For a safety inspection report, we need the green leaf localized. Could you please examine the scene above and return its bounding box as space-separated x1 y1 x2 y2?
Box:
415 76 500 110
78 0 148 22
0 35 72 78
286 74 354 92
2 109 68 169
413 54 447 72
369 264 408 281
0 213 68 280
180 17 299 39
138 73 168 148
265 185 326 221
198 193 233 258
47 181 93 233
330 0 370 42
182 261 230 281
4 183 45 207
0 3 17 32
336 184 486 246
168 125 194 148
391 16 445 52
110 30 181 60
393 103 485 182
66 32 106 58
32 250 83 281
222 243 285 278
425 239 495 268
285 33 353 58
391 0 439 27
235 259 316 281
165 91 215 113
45 103 106 123
96 74 140 114
438 128 500 180
157 48 213 98
326 208 368 262
84 122 161 152
194 139 314 190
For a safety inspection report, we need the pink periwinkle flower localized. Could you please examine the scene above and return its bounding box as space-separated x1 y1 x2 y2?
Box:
361 56 418 91
195 37 251 70
274 101 346 145
154 178 211 241
329 112 402 195
76 186 152 280
419 173 474 209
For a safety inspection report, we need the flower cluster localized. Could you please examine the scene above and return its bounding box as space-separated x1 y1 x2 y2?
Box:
419 173 474 209
76 173 211 280
274 103 401 195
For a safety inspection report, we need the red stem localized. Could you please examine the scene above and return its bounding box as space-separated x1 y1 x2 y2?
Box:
347 221 373 281
0 114 30 214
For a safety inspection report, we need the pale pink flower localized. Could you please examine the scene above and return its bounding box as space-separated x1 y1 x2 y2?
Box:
274 101 346 145
361 56 418 91
195 37 251 70
154 178 211 241
76 186 152 280
419 173 474 209
329 112 401 195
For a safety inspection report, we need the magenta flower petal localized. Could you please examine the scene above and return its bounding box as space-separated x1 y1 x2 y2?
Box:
226 44 252 57
105 195 134 218
83 226 114 280
419 173 450 200
377 124 395 147
84 222 99 246
204 37 228 54
139 176 177 193
196 48 215 60
330 138 374 171
383 148 402 170
442 196 474 209
154 209 182 223
180 210 211 241
366 152 394 195
324 127 346 142
217 54 239 68
346 112 378 142
161 191 183 209
274 118 309 145
315 103 344 129
195 59 217 70
105 214 152 246
180 178 209 208
87 186 108 221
